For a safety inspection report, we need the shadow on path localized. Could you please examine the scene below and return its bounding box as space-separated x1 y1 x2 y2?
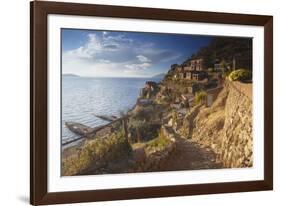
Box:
188 106 201 139
159 137 222 171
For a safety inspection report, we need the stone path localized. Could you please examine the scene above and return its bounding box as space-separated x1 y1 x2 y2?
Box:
159 137 222 171
79 136 222 176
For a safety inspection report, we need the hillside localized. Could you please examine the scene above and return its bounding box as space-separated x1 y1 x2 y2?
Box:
176 81 253 167
183 37 252 70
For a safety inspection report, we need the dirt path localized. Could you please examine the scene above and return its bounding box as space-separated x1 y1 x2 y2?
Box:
80 136 222 176
160 137 222 171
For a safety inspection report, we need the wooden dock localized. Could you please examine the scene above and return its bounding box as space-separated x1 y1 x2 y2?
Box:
65 122 96 136
93 114 118 122
63 117 124 146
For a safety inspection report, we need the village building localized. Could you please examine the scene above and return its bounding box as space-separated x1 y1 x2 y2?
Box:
188 83 201 94
144 81 157 91
179 70 208 81
214 54 252 72
192 71 208 81
183 66 192 71
214 63 223 71
185 71 193 80
140 81 158 98
190 58 205 71
173 58 208 81
179 71 187 79
214 61 231 72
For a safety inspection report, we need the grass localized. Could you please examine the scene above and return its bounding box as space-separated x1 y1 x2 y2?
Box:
145 128 171 154
62 129 131 176
195 90 207 105
132 142 146 149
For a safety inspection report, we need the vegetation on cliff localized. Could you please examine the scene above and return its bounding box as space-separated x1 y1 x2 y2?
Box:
62 128 131 176
195 90 207 105
228 69 252 82
183 37 252 70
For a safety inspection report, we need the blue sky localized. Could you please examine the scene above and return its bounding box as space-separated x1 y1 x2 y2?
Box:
62 29 213 77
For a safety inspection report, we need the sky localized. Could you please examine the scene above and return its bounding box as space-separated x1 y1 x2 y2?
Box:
61 29 213 77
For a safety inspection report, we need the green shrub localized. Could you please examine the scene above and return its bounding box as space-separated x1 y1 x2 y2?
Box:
129 120 160 142
195 90 207 105
145 128 170 153
228 69 252 81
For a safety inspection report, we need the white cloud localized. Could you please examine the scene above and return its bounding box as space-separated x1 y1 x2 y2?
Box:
136 55 151 63
98 59 111 63
64 34 102 59
62 32 181 77
125 62 151 71
64 33 134 59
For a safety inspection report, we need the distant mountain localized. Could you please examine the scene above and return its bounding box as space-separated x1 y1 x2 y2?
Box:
62 74 80 77
151 73 166 79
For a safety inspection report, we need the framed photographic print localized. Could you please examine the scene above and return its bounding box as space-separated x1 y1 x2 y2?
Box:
30 1 273 205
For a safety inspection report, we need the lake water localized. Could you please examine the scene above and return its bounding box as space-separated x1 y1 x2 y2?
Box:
62 77 160 144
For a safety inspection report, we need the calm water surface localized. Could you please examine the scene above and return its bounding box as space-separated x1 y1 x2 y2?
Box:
62 77 159 144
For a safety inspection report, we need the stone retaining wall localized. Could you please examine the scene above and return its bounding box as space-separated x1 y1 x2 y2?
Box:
219 82 252 167
133 126 176 172
184 82 253 168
